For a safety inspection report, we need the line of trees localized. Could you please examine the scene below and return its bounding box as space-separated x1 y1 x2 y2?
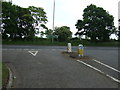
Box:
1 1 73 42
1 1 72 42
1 2 120 42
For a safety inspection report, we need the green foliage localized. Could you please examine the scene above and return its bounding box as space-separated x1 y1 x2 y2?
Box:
2 1 48 41
118 19 120 41
45 29 53 36
28 6 48 33
75 4 116 42
54 26 72 42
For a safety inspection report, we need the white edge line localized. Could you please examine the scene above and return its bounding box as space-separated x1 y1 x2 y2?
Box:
93 59 120 73
77 60 120 84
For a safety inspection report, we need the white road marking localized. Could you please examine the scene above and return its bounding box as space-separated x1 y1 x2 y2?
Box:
2 49 8 50
30 49 35 51
24 49 29 50
25 49 29 51
17 49 22 50
77 60 120 83
2 48 64 51
93 59 120 73
9 49 15 50
28 51 38 56
51 49 56 51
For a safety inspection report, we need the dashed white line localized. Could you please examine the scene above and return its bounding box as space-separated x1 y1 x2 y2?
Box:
2 48 64 51
17 49 22 50
77 60 120 83
2 49 8 50
23 49 29 51
93 59 120 73
30 49 35 51
8 49 15 50
51 49 56 51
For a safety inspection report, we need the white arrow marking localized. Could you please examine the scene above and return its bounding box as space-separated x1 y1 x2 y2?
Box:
28 51 38 56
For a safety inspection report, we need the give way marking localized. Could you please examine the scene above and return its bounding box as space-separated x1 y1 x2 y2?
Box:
28 51 38 56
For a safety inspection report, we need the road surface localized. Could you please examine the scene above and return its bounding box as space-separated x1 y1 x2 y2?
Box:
2 45 119 88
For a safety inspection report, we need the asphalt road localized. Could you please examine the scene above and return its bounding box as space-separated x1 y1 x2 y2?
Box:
2 45 119 88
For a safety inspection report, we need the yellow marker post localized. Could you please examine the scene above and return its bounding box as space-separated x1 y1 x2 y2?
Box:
78 44 84 57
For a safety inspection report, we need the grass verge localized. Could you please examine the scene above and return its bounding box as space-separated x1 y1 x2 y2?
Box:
0 62 2 89
2 62 9 88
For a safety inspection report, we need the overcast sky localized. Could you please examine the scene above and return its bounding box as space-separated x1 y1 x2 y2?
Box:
6 0 120 38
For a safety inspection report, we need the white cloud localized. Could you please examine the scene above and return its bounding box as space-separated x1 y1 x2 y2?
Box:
12 0 47 8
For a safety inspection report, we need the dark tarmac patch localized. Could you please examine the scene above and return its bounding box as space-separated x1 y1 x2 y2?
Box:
62 51 94 60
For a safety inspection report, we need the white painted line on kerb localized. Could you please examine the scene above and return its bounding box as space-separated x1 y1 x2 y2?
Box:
77 60 120 83
9 49 15 50
93 59 120 73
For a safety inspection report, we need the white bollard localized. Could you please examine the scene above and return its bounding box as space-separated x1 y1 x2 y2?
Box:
67 43 72 52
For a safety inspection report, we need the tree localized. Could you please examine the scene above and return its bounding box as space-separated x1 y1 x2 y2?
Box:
17 6 34 40
118 19 120 40
28 6 48 34
54 26 72 42
45 29 53 38
75 4 115 41
2 2 17 40
40 31 44 38
2 1 48 41
2 1 34 40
